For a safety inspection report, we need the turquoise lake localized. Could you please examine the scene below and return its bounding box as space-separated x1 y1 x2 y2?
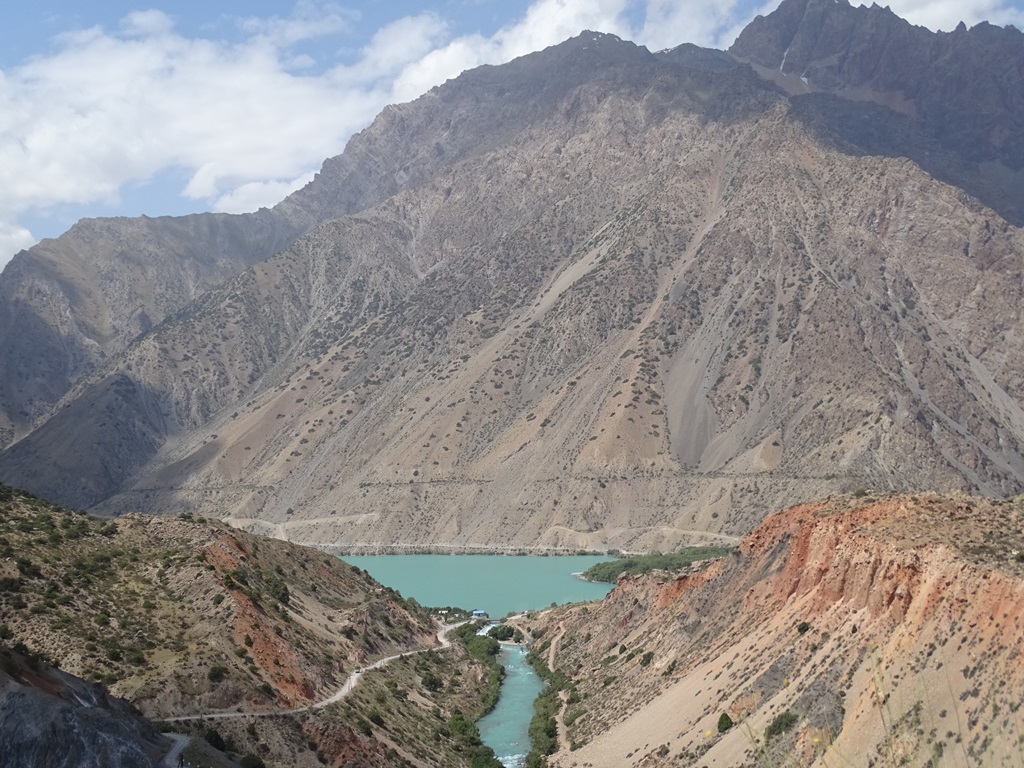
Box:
341 554 614 617
341 555 615 766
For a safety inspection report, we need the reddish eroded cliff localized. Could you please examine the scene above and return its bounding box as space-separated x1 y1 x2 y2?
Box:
741 496 1024 641
199 531 435 709
539 493 1024 767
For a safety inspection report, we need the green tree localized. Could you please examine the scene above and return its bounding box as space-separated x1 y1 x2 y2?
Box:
765 710 798 741
421 671 442 691
208 665 228 683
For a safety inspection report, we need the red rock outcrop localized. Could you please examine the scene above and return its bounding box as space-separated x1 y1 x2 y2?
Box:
541 493 1024 767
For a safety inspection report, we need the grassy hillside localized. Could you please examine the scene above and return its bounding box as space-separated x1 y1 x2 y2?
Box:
0 484 501 767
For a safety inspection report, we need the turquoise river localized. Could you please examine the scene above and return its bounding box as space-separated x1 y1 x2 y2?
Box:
342 555 615 766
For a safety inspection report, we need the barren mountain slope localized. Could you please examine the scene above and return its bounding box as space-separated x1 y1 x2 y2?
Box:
530 493 1024 767
2 16 1024 550
0 29 603 452
0 208 313 450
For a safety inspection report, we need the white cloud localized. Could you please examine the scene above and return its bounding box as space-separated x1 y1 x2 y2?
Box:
120 10 176 38
885 0 1024 31
212 171 316 213
236 1 357 47
0 222 36 263
639 0 750 49
328 13 451 88
0 7 390 270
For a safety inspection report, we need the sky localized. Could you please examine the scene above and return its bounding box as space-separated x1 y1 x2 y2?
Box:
1 0 1023 270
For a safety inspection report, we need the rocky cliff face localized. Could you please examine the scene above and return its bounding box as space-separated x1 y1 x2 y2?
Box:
1 7 1023 550
536 493 1024 767
0 648 162 768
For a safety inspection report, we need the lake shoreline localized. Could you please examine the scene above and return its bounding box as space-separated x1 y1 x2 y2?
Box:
341 554 616 620
571 570 604 584
332 544 623 556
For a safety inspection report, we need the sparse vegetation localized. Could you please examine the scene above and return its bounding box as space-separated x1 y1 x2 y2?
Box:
336 641 504 767
524 640 579 767
0 482 487 766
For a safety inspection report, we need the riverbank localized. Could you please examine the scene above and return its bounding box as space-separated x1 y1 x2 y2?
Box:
478 643 545 768
331 542 741 557
339 554 617 764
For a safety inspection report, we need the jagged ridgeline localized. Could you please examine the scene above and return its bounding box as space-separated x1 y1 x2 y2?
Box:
0 484 503 767
0 0 1023 553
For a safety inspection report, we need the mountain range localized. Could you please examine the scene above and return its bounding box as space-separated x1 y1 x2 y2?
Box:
1 0 1023 552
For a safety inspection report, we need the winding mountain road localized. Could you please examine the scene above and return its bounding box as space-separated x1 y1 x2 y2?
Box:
158 733 190 768
308 619 462 712
159 620 465 725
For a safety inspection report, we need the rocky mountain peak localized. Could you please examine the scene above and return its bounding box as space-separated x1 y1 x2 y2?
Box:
730 0 1024 168
731 0 914 77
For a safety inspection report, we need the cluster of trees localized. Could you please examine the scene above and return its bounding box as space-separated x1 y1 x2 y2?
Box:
487 624 524 643
581 547 733 583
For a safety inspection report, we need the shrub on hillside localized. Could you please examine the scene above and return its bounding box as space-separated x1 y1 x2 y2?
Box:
208 665 228 683
204 728 226 751
765 710 798 741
